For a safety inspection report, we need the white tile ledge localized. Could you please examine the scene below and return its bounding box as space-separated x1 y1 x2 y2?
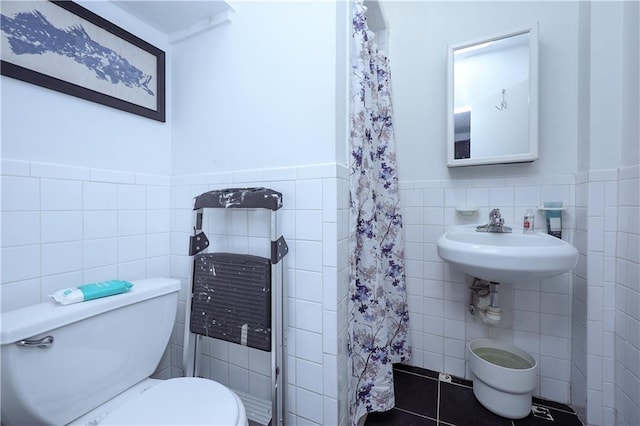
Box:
1 159 30 176
135 173 171 186
1 159 171 185
542 174 576 185
619 164 640 180
31 162 91 180
297 163 340 180
588 169 618 182
90 168 135 184
170 163 343 186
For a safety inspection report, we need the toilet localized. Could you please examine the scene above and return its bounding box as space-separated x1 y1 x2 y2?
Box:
468 338 537 419
0 277 248 426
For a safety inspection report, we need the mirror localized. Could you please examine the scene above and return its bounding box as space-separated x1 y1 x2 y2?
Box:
446 25 538 167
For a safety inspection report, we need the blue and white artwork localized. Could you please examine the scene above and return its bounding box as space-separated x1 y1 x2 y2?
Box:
1 1 158 111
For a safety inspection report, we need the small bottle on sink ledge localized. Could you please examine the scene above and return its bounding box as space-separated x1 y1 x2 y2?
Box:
523 209 535 233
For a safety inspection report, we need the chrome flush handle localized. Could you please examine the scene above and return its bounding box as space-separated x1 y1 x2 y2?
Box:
17 335 54 349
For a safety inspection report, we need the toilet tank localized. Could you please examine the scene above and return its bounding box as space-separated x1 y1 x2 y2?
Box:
0 277 181 426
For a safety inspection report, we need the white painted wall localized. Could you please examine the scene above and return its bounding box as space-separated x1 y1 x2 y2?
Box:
620 1 639 168
609 4 639 426
168 4 348 423
170 0 339 175
381 1 580 181
378 2 638 425
0 1 173 175
576 1 591 174
587 1 623 171
573 4 639 425
0 4 175 379
1 1 636 424
1 2 348 424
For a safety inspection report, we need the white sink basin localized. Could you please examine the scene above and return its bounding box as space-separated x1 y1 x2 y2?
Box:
436 224 579 283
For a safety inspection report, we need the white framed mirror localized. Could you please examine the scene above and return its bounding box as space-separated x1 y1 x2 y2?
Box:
446 24 539 167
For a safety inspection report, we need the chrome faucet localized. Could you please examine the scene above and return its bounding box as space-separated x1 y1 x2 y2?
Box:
476 208 512 233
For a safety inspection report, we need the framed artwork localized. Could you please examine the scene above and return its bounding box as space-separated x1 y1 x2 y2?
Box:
1 1 166 122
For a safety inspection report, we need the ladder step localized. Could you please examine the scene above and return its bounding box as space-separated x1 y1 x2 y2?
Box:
233 389 272 426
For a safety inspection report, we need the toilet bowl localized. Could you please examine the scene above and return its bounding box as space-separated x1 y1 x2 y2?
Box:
0 278 248 426
468 338 537 419
70 377 247 425
99 377 246 425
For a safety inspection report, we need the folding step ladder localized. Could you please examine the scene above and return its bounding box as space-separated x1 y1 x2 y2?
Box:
183 187 288 426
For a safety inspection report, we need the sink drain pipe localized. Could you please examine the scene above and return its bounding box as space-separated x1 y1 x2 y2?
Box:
469 278 501 325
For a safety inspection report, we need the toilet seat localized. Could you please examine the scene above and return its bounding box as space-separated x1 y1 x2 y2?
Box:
100 377 247 425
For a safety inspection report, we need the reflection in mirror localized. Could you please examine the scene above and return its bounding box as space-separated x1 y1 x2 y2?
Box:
447 26 538 167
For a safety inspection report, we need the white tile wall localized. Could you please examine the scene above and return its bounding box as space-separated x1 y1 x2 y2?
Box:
1 160 171 318
3 158 636 426
169 163 347 425
614 164 640 426
571 172 589 421
399 174 576 403
571 169 624 426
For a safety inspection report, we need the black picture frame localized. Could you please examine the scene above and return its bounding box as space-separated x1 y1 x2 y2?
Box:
1 0 166 122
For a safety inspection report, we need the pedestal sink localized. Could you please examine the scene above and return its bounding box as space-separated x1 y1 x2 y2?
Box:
436 224 579 283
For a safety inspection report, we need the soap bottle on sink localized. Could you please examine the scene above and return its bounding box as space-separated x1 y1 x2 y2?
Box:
523 209 535 233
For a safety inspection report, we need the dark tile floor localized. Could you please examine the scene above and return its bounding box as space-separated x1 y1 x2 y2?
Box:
365 365 584 426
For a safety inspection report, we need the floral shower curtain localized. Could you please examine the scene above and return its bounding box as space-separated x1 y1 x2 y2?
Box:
348 1 411 424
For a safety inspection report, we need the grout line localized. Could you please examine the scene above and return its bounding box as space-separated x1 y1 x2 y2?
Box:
394 407 438 423
394 368 439 381
436 376 441 424
442 379 472 390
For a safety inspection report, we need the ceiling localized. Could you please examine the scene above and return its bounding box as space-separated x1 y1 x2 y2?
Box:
110 1 231 35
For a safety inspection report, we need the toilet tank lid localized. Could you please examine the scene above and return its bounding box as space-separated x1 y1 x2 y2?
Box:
1 278 180 344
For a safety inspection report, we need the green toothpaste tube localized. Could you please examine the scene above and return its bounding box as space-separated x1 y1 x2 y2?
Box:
50 280 133 305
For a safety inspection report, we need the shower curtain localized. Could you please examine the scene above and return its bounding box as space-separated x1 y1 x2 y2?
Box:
348 1 411 424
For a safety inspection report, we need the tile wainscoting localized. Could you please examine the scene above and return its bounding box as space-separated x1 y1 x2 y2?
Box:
397 174 576 404
2 160 637 426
